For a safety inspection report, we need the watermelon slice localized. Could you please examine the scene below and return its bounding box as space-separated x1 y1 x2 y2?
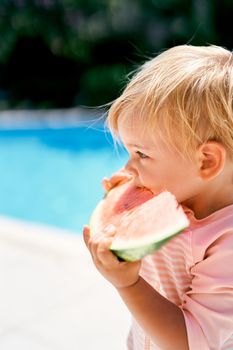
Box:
90 180 189 261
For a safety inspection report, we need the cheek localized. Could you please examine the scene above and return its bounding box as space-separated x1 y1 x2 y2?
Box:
164 167 197 198
145 164 186 189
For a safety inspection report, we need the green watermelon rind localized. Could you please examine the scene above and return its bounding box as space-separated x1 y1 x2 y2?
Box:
110 227 186 262
89 186 189 262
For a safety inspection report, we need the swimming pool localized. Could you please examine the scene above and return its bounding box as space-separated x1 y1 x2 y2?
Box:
0 124 128 233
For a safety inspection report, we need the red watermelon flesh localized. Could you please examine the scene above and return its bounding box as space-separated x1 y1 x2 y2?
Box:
90 180 189 261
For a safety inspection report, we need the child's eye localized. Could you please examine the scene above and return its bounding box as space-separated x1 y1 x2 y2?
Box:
136 151 148 159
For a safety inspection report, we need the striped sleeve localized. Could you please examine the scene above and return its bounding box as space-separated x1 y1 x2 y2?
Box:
180 231 233 350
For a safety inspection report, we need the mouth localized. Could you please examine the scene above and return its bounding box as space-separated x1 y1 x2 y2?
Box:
131 179 143 188
132 180 164 195
132 180 153 193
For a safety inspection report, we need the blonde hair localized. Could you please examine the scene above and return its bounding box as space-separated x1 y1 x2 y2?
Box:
106 45 233 157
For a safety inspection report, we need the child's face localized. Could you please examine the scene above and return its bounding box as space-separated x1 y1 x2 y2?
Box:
118 118 203 205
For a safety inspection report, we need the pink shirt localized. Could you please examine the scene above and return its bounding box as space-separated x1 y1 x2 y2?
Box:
127 205 233 350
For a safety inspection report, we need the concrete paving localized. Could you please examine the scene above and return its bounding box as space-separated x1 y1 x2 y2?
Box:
0 216 131 350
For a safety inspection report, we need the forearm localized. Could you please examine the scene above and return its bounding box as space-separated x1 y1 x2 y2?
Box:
117 276 189 350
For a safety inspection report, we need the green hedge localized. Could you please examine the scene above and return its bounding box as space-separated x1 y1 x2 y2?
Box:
0 0 232 108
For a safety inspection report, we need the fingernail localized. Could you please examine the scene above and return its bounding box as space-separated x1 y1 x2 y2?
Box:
106 181 112 189
104 224 115 233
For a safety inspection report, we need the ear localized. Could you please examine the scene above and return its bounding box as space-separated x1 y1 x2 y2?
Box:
198 141 227 180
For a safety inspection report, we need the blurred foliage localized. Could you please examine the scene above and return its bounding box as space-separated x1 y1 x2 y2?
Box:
0 0 232 109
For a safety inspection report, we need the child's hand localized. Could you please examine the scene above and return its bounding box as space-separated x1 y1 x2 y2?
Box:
83 225 141 289
102 168 133 192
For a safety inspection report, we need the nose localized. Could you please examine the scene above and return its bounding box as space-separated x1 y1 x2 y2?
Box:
125 159 138 176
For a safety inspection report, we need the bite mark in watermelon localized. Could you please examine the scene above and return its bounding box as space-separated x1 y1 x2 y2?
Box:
90 181 189 262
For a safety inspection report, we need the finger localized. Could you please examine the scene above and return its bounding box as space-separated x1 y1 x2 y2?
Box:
83 225 91 247
88 231 108 266
109 173 133 188
103 224 116 237
111 172 131 182
88 230 107 257
88 225 116 263
97 237 119 267
102 177 112 191
89 225 116 242
102 172 133 192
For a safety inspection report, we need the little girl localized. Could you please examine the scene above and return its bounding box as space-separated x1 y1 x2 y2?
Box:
83 45 233 349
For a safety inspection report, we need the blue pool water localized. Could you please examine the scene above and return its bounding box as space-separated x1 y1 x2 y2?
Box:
0 125 128 233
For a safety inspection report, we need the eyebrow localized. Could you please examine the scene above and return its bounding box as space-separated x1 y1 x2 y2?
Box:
126 143 151 150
